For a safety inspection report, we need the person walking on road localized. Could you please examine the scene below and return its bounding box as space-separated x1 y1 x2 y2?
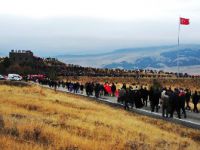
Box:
185 89 191 110
179 89 187 118
151 87 161 112
161 89 170 118
192 91 199 113
111 83 116 97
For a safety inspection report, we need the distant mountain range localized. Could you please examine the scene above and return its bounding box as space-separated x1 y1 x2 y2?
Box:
57 44 200 74
0 52 5 57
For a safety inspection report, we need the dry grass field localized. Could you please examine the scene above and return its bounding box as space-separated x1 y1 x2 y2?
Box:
0 83 200 150
60 76 200 91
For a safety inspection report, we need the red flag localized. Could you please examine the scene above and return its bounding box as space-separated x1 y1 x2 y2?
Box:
180 17 190 25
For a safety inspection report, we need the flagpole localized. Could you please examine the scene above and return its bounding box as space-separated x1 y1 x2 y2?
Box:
177 17 181 78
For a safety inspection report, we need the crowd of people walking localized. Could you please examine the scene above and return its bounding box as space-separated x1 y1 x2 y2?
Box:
37 79 200 119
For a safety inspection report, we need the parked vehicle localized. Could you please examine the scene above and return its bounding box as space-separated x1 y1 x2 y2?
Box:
0 75 5 80
27 74 46 81
7 74 22 81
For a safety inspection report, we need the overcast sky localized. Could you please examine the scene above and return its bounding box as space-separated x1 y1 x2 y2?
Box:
0 0 199 56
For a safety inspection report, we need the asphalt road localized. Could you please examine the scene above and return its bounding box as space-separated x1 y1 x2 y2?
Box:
38 84 200 130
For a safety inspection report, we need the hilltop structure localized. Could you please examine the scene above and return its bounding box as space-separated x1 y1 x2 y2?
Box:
9 50 34 64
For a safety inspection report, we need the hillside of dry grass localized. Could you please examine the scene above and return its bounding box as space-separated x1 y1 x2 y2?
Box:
0 83 200 150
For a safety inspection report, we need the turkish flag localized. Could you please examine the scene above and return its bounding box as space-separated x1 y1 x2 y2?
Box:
180 17 190 25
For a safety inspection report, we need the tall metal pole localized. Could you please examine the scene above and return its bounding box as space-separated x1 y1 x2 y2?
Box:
177 18 181 78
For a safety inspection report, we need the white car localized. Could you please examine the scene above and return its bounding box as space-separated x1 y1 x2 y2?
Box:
7 74 22 81
0 75 4 80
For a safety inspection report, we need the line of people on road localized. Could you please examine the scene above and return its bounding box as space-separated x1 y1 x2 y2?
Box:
118 84 200 118
36 79 200 118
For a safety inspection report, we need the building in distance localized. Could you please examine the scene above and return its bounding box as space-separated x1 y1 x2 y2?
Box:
9 50 34 64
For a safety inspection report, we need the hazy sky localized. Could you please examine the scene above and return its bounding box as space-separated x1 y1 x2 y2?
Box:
0 0 199 56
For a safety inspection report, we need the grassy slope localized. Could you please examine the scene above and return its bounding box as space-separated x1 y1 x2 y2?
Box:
0 84 200 150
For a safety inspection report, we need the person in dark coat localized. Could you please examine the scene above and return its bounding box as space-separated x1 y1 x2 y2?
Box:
89 82 94 96
53 81 58 92
80 84 84 94
73 82 77 93
68 82 73 92
192 91 199 113
99 84 104 97
179 89 187 118
118 87 126 104
185 89 191 110
134 88 143 108
66 82 70 91
124 89 129 110
111 83 116 97
170 89 181 119
94 83 101 98
166 88 173 116
85 82 90 96
151 88 161 112
141 87 148 107
58 81 61 88
149 87 154 110
122 83 127 90
61 81 65 88
127 86 134 108
76 82 80 93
